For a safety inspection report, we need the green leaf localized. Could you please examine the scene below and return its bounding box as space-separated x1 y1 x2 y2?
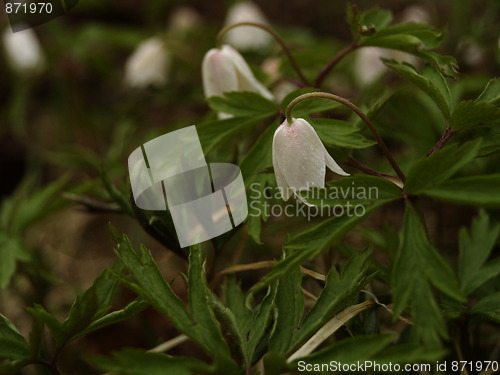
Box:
269 266 304 354
392 204 463 347
80 299 149 338
246 175 272 244
113 236 197 340
250 203 381 293
458 210 500 295
281 88 341 117
451 101 500 130
290 251 374 352
89 348 212 375
421 175 500 207
477 78 500 105
208 91 277 117
470 292 500 323
0 233 29 289
300 175 402 207
382 60 452 120
198 114 273 155
294 333 395 365
239 121 278 185
0 314 30 360
25 304 65 344
0 175 68 234
188 245 235 368
374 343 446 363
360 7 393 31
405 140 482 194
310 118 377 149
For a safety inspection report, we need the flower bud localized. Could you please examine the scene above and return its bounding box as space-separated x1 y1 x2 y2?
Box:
202 44 273 117
272 118 349 205
124 37 170 89
223 1 271 51
2 28 45 75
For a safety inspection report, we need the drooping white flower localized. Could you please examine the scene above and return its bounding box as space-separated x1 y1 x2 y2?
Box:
202 44 273 118
272 118 349 204
124 37 170 88
223 1 272 51
2 28 45 75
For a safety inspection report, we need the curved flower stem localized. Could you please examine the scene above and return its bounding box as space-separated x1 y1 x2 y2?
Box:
315 43 357 87
216 22 311 86
286 92 406 182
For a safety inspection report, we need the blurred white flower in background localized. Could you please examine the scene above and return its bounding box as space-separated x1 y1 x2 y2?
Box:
2 28 46 75
354 47 391 86
124 37 170 89
202 44 273 118
168 6 201 34
400 4 431 24
223 1 272 51
272 118 349 205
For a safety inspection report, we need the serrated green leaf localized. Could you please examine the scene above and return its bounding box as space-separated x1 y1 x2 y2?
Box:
208 91 277 117
470 292 500 323
421 175 500 207
246 175 271 244
290 251 374 353
392 204 463 347
362 23 445 49
458 210 500 295
113 235 197 340
405 140 482 194
477 78 500 105
269 266 304 354
281 88 341 117
310 118 377 149
188 244 235 369
89 348 212 375
0 233 29 289
198 114 273 155
0 314 30 360
383 60 452 120
451 101 500 130
294 333 395 365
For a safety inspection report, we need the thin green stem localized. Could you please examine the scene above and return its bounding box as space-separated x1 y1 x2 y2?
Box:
315 43 357 87
285 92 406 182
216 22 311 86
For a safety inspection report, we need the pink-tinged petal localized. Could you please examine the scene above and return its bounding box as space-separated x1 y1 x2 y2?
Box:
202 47 238 98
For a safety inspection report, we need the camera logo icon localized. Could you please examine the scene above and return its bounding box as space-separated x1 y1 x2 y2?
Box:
128 126 248 248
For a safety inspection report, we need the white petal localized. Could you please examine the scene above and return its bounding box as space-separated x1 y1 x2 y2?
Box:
324 152 350 176
273 118 327 197
2 28 45 74
223 1 272 51
125 37 169 88
221 45 274 101
272 124 291 201
202 47 238 97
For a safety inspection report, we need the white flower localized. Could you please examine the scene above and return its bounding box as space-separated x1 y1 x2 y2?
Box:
272 118 349 205
202 44 273 118
354 47 391 86
2 28 45 75
124 37 170 88
223 1 272 51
